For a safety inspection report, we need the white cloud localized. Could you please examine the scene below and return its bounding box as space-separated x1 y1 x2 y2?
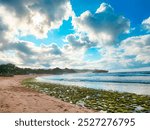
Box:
76 34 150 70
0 17 8 43
120 34 150 64
0 1 149 71
72 3 130 45
0 39 63 68
0 0 76 68
0 37 86 69
96 3 113 13
0 0 73 39
65 33 97 49
0 33 149 70
142 17 150 32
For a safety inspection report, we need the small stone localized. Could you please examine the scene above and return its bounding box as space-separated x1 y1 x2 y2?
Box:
76 100 85 107
99 110 107 113
135 106 144 111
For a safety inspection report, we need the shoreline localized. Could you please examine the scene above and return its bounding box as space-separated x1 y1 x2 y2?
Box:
23 77 150 113
0 75 93 113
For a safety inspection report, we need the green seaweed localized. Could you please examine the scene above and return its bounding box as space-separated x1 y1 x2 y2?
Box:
22 78 150 113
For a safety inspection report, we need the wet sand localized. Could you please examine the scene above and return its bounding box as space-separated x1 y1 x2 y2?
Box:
0 75 93 113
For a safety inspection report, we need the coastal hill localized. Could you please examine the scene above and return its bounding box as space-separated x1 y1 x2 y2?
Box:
0 63 108 76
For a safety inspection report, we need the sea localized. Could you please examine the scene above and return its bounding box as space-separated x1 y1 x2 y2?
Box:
36 71 150 95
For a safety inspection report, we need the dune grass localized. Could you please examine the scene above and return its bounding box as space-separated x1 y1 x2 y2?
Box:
22 78 150 113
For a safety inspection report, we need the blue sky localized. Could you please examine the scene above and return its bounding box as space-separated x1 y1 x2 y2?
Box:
20 0 150 43
0 0 150 71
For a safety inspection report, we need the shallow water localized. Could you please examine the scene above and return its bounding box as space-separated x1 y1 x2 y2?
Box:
36 71 150 95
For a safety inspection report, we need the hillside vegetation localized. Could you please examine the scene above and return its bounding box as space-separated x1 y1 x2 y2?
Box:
0 63 108 76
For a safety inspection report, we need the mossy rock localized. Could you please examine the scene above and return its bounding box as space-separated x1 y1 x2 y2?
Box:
22 78 150 113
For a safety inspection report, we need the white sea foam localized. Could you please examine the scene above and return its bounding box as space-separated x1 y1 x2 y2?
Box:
36 72 150 95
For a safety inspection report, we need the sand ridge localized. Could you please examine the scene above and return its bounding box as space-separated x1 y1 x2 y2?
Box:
0 75 93 113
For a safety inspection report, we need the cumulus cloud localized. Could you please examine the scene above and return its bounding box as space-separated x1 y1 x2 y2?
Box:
120 34 150 64
0 39 64 68
0 0 72 38
0 0 75 68
0 17 8 43
94 34 150 70
142 17 150 32
40 44 62 55
72 3 130 45
77 34 150 70
0 1 149 71
59 2 131 70
65 33 97 49
0 0 28 16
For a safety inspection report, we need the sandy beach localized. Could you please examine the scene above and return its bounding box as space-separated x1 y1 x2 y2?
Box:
0 75 93 113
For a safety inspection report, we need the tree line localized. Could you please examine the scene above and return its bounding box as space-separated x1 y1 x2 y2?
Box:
0 63 108 77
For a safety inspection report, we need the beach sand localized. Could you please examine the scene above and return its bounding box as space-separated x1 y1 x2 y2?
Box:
0 75 93 113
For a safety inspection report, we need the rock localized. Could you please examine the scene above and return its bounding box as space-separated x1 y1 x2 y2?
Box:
76 100 85 107
135 106 144 111
99 110 107 113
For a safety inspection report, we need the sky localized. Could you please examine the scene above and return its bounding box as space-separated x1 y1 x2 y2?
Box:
0 0 150 71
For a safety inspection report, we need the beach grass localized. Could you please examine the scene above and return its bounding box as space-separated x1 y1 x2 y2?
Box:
22 78 150 113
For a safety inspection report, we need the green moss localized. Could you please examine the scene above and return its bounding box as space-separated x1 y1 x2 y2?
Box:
22 78 150 113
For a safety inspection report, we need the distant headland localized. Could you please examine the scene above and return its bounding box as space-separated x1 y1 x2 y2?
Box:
0 63 108 76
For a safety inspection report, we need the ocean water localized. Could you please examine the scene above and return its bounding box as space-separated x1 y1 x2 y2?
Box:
36 71 150 95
